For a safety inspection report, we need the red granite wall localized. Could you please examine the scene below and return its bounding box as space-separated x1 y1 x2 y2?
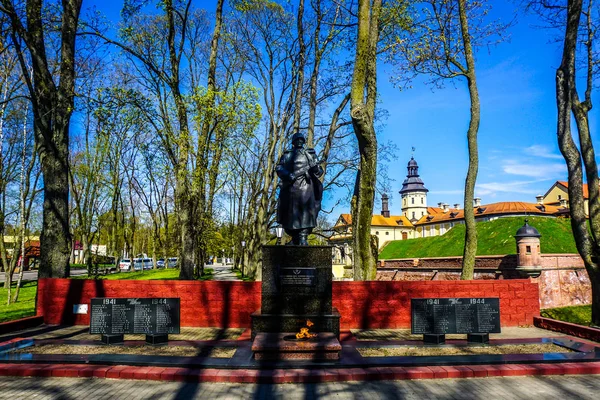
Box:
37 278 539 329
36 279 261 327
378 254 590 309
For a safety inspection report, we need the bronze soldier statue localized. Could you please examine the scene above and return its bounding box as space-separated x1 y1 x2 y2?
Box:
275 132 323 245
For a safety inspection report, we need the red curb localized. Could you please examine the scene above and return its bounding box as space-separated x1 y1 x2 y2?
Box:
467 365 491 377
534 316 600 342
1 361 600 383
441 366 474 378
91 366 112 378
120 366 140 380
428 366 449 379
0 316 43 334
405 367 435 379
106 366 129 379
146 367 166 380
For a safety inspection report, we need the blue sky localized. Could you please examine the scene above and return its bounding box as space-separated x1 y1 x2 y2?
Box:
85 0 598 217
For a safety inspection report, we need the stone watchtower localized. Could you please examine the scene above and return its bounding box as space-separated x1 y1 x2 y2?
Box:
514 219 542 278
400 157 428 223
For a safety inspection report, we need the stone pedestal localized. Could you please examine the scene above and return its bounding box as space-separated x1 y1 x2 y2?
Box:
251 246 340 341
252 332 341 360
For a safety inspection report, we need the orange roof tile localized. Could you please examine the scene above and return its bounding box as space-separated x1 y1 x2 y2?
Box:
556 180 589 199
334 213 413 228
415 201 562 225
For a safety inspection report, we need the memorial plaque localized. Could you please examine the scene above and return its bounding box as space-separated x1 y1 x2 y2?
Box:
411 298 500 334
90 298 180 335
280 268 316 286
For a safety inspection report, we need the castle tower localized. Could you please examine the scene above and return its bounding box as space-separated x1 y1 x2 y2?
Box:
400 157 428 222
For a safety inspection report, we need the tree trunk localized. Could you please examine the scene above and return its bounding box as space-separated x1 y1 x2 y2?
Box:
3 0 83 278
37 110 72 278
350 0 381 281
458 0 480 280
554 0 600 325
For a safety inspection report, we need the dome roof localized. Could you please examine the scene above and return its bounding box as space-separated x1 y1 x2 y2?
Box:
400 156 428 194
514 219 541 238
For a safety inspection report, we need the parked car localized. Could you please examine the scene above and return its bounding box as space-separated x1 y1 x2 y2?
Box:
167 257 178 268
119 259 132 271
157 259 165 268
142 258 153 270
133 258 143 271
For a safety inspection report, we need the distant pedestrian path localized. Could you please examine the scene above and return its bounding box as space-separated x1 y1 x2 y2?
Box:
210 263 240 281
0 375 599 399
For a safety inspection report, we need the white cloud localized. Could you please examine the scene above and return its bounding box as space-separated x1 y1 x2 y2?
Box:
502 160 565 178
523 145 563 159
475 179 549 197
429 190 464 195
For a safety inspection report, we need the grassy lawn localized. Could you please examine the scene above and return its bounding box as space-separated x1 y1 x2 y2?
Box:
541 304 592 326
232 268 255 282
70 263 114 271
0 281 37 323
379 216 578 259
71 268 214 281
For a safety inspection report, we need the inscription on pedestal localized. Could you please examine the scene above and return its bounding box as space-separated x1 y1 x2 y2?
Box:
280 267 316 286
90 298 180 335
411 298 500 334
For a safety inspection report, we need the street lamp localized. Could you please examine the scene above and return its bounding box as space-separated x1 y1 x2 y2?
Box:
275 225 284 245
241 240 246 278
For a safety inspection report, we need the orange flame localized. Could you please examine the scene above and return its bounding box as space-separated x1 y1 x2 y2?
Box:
296 319 317 339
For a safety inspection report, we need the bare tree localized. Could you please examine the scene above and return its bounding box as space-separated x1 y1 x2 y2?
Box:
389 0 509 279
530 0 600 325
1 0 83 278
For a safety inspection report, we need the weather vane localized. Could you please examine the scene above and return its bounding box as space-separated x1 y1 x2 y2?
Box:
411 146 416 157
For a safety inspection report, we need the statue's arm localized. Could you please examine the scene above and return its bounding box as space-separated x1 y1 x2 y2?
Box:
307 149 324 178
275 153 294 181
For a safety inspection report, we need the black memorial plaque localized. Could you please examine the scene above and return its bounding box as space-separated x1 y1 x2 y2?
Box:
280 268 316 286
90 298 180 335
411 298 500 334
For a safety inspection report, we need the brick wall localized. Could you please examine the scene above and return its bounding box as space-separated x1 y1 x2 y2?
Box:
36 279 261 328
378 254 590 309
380 253 585 271
37 278 539 329
332 280 539 329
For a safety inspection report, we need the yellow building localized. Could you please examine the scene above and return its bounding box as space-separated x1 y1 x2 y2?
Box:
540 181 586 215
329 158 565 271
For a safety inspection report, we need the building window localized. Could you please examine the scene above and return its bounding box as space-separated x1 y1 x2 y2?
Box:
412 198 414 204
412 212 415 219
385 231 389 235
558 195 562 200
403 198 406 205
375 231 379 235
526 245 531 254
421 198 424 204
422 212 424 217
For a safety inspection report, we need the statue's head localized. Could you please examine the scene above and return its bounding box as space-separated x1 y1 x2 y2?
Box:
291 132 306 148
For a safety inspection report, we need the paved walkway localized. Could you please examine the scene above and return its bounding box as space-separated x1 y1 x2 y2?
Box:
210 264 241 281
0 375 599 399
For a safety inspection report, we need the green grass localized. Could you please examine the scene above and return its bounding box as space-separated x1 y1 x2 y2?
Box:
71 268 214 281
379 216 578 259
70 263 113 270
0 281 37 323
541 304 592 326
232 268 255 282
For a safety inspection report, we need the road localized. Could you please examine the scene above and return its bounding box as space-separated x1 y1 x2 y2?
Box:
0 264 239 283
0 268 88 283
